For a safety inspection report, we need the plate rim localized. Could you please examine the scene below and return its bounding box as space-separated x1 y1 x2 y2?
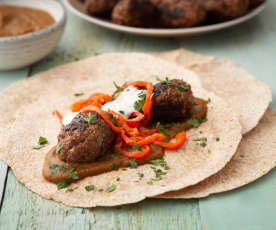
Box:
63 0 266 37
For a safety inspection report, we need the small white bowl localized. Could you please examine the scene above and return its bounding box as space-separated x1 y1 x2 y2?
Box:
0 0 66 71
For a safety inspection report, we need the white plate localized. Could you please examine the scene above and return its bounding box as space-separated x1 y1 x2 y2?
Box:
63 0 266 37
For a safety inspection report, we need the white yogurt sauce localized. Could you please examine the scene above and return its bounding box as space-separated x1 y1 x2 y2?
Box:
62 112 79 126
102 86 146 118
61 86 146 125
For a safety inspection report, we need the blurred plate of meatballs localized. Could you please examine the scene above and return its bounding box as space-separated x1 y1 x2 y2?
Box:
64 0 266 37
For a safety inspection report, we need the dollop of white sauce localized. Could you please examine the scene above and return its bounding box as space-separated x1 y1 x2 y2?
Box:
62 112 79 126
102 86 146 118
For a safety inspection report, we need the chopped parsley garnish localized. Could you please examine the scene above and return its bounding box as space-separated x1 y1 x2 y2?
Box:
98 188 104 192
193 137 207 142
116 177 120 182
32 136 49 149
152 168 167 181
84 112 97 125
119 110 125 115
165 77 173 85
85 185 95 191
113 81 123 92
57 180 68 190
106 184 116 193
216 137 220 142
187 119 201 128
177 84 189 92
112 163 120 171
147 181 153 185
68 168 79 180
74 92 84 97
150 159 169 170
201 117 208 123
129 159 138 168
134 98 145 111
137 173 144 180
66 187 78 192
200 142 207 148
156 122 170 137
132 144 142 151
49 164 66 174
206 98 211 104
138 91 147 98
56 144 61 154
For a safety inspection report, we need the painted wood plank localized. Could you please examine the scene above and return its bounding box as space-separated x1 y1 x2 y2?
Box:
0 69 29 206
0 8 201 230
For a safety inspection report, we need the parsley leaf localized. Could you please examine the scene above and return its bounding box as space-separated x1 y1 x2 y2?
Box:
216 137 220 142
150 159 169 170
129 159 138 168
66 187 78 192
200 142 207 148
206 98 211 104
112 163 120 171
134 99 145 112
68 168 79 180
56 144 61 154
32 136 49 150
177 84 189 92
74 92 84 97
187 119 201 128
84 113 97 125
165 77 172 85
119 110 125 115
137 173 144 180
113 81 123 92
147 181 153 185
85 185 95 191
49 164 66 174
57 180 68 190
193 137 207 142
156 122 170 136
132 144 142 151
116 177 120 181
106 184 116 193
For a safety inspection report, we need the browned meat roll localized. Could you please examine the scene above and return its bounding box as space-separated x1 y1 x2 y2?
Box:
84 0 119 15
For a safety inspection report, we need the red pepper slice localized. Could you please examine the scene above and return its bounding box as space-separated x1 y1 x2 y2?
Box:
155 131 187 150
121 145 151 159
138 133 165 146
126 112 144 127
81 105 121 134
55 110 64 129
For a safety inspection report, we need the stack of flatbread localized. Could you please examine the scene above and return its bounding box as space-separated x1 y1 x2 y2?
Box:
0 49 274 207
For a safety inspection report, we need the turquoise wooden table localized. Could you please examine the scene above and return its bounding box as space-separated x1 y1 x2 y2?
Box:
0 1 276 229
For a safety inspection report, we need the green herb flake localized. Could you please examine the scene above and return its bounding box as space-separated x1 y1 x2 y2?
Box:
74 92 84 97
193 137 207 142
68 168 79 180
56 144 61 154
116 177 120 182
150 159 169 170
177 84 189 92
138 91 147 99
134 99 145 112
106 184 116 193
216 137 220 142
122 168 128 171
147 181 153 185
38 136 48 145
137 173 144 180
57 180 68 190
85 185 95 191
200 142 207 148
98 189 104 192
165 77 173 85
112 163 120 171
152 168 167 181
132 144 142 151
206 98 211 104
49 164 66 174
113 81 123 92
84 112 97 125
156 122 170 137
66 187 78 192
129 159 138 169
187 119 200 128
119 110 125 115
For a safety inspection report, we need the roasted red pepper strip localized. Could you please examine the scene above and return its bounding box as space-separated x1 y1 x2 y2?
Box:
155 131 187 150
121 145 151 159
55 110 64 129
81 105 121 134
126 112 144 127
138 133 165 147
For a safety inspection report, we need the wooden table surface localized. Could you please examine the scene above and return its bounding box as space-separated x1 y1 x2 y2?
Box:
0 1 276 229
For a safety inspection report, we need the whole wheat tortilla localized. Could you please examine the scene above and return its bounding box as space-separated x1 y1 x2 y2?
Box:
159 108 276 198
153 49 272 134
0 53 241 207
152 49 275 199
